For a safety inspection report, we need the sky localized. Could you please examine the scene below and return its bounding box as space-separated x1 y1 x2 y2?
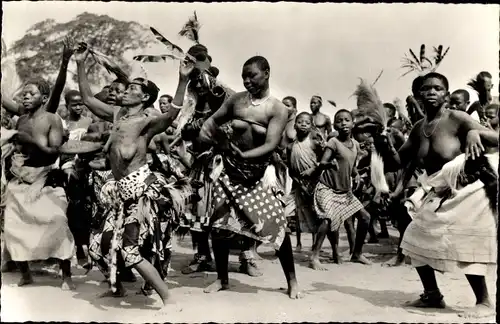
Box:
2 2 499 116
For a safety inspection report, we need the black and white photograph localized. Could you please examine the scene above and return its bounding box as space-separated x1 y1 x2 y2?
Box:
1 1 498 323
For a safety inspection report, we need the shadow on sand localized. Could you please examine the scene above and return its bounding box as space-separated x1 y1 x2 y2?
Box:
309 281 459 316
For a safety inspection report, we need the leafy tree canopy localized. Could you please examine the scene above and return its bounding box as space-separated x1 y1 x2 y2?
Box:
9 12 156 90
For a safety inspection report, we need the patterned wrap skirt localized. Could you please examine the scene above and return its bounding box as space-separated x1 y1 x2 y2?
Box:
88 165 178 292
179 154 213 232
314 182 364 232
209 155 287 250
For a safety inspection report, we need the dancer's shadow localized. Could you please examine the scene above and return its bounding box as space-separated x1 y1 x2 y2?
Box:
309 282 457 315
68 267 160 311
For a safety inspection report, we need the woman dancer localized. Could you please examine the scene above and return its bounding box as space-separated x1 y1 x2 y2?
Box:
198 56 300 299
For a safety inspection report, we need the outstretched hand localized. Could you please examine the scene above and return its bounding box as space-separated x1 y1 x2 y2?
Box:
62 37 76 61
465 129 485 160
179 58 196 79
73 42 90 63
230 142 245 159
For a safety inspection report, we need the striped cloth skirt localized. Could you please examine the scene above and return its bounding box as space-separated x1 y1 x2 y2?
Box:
314 182 363 232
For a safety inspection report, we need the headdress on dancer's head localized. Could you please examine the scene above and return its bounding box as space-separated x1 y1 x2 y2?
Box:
400 44 450 78
351 72 391 195
312 95 323 104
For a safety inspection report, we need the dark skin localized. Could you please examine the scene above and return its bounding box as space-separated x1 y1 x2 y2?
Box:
309 112 371 269
280 98 298 150
76 46 188 307
381 76 498 318
199 61 300 299
285 114 321 251
310 97 333 139
449 92 469 112
9 83 73 289
1 38 74 116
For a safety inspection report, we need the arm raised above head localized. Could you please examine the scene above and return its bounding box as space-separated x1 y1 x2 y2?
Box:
75 49 115 123
46 38 74 114
146 73 191 139
240 100 288 159
1 96 24 116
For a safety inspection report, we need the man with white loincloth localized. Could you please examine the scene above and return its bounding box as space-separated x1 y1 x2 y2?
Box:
3 78 76 290
377 72 498 318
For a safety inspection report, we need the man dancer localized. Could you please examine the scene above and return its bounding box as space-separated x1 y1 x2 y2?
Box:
310 95 333 140
378 72 498 318
76 45 188 306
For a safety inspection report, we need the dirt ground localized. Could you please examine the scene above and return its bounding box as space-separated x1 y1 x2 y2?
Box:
1 228 497 323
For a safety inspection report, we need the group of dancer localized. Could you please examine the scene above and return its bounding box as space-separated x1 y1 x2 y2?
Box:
1 35 498 318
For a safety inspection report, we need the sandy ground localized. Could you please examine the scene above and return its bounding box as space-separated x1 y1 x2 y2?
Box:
1 228 497 323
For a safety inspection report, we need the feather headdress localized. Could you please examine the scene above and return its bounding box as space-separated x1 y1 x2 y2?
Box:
400 44 450 78
327 100 337 107
133 27 200 67
179 11 201 44
353 78 388 130
393 97 412 127
353 79 390 194
79 42 131 82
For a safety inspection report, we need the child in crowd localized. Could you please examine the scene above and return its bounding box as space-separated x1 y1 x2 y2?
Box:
286 112 324 251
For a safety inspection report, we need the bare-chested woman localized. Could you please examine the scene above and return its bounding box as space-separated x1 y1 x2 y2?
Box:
2 39 76 289
310 95 333 140
199 56 300 299
3 78 75 289
75 46 189 307
378 72 498 318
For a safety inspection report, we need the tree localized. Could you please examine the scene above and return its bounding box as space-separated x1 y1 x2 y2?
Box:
9 12 156 90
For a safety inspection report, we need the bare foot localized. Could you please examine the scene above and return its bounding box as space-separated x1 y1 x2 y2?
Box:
287 280 302 299
203 279 229 293
351 254 372 265
61 277 76 290
154 300 183 317
330 254 343 264
18 275 34 286
137 288 154 296
241 262 263 277
382 255 404 267
309 259 327 271
404 294 446 309
98 289 127 298
459 302 495 319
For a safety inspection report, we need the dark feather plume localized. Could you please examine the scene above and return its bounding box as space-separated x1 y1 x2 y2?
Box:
179 11 201 44
419 44 426 63
409 48 420 65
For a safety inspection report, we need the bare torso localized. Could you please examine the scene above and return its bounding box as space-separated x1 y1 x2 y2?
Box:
411 110 464 175
105 108 151 180
313 112 331 138
15 111 62 167
229 93 279 153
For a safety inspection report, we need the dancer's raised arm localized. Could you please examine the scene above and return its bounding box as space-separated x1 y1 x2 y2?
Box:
45 38 74 114
75 47 115 122
146 59 194 138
